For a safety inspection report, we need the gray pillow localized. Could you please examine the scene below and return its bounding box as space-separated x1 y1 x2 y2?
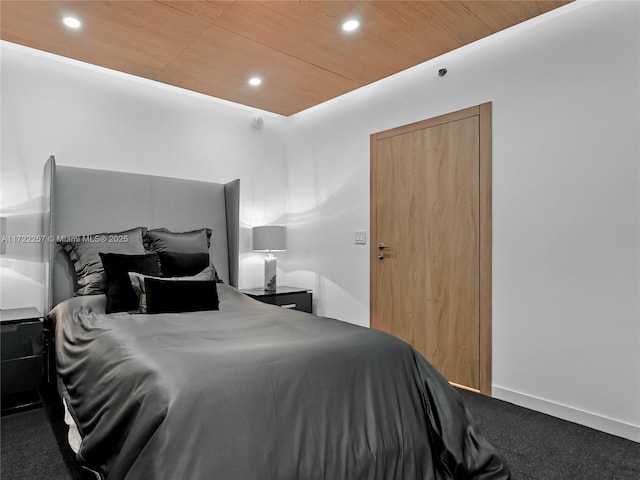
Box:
60 227 146 295
144 228 211 253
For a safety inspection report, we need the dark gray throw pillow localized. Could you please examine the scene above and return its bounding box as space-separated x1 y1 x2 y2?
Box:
144 278 219 314
60 227 146 295
144 228 211 253
100 252 160 313
157 251 210 277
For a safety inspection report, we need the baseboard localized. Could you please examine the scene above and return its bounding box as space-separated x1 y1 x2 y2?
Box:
492 385 640 443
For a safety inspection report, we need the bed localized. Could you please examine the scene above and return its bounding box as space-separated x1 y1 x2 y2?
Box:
43 157 510 479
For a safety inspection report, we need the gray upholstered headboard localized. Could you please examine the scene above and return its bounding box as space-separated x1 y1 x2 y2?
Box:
43 156 239 311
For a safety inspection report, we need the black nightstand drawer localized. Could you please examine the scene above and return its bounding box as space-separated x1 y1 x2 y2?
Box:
1 321 43 360
241 286 313 314
1 356 43 395
271 293 312 313
1 307 44 414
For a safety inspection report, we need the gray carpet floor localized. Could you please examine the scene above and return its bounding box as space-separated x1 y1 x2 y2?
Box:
1 390 639 479
1 407 75 479
0 406 94 480
457 389 640 480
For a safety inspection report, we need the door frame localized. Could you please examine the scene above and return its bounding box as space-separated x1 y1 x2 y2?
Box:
370 102 493 395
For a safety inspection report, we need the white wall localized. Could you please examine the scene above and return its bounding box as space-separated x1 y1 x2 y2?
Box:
285 0 640 441
0 42 289 310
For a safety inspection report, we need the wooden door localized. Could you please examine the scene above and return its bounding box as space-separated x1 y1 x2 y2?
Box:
370 103 492 394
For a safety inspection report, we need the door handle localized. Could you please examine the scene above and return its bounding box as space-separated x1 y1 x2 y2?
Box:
377 243 389 250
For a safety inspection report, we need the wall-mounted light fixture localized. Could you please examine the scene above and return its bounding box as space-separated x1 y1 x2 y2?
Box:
252 226 286 292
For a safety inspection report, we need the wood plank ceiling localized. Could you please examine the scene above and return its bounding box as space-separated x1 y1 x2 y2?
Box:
1 1 570 116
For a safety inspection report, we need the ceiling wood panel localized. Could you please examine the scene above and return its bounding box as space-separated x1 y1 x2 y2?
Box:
157 0 233 23
458 1 566 30
0 1 571 115
1 0 212 78
213 1 439 85
156 22 361 115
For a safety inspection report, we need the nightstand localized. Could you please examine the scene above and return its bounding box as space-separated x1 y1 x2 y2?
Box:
1 307 44 414
241 286 313 314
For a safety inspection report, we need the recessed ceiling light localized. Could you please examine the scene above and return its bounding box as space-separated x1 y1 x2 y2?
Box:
62 16 82 29
342 19 360 32
248 77 262 87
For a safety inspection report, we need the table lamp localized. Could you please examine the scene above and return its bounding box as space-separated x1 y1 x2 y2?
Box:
252 226 286 291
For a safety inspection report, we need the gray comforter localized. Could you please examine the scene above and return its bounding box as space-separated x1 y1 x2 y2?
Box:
50 284 509 480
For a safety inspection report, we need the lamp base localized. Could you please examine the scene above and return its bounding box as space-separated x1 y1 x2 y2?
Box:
264 254 277 292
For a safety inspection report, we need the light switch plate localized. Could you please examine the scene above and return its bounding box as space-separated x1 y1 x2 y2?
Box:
355 231 367 245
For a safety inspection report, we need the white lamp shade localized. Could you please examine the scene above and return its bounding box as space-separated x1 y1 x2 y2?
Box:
253 226 286 252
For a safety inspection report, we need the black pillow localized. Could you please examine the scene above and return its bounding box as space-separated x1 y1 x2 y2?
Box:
100 252 161 313
144 278 219 314
158 251 210 277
